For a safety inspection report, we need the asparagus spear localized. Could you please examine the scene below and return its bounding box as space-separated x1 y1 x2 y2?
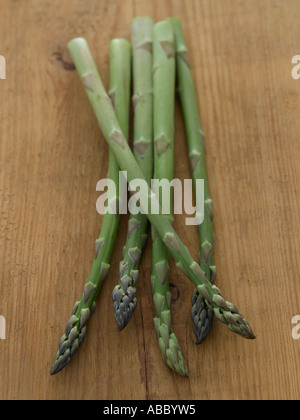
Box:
50 38 131 375
151 21 188 377
67 37 255 341
169 18 215 344
112 17 154 330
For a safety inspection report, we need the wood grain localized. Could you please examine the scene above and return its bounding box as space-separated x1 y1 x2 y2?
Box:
0 0 300 400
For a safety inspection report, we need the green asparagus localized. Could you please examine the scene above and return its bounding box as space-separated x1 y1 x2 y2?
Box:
112 17 154 330
50 38 131 375
170 18 215 344
67 37 255 341
151 20 188 376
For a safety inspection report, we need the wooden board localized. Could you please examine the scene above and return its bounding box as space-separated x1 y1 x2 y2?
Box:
1 0 300 400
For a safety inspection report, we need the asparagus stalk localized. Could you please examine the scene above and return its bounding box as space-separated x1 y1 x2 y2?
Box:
169 18 215 344
112 17 154 330
50 38 131 375
151 21 188 376
67 37 255 341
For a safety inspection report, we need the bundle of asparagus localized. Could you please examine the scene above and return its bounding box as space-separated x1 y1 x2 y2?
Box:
51 17 255 377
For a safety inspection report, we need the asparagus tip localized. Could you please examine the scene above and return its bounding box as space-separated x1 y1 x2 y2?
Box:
112 285 137 330
191 289 214 345
50 359 68 376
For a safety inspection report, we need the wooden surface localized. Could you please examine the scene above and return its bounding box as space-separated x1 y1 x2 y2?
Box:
0 0 300 400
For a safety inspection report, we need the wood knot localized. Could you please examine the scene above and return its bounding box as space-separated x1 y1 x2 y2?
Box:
52 45 75 71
